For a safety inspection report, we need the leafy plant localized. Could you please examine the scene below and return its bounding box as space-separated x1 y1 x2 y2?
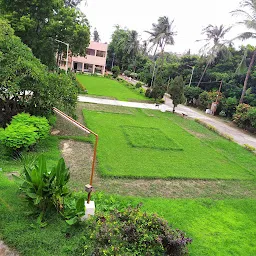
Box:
135 82 143 88
124 70 131 77
83 205 192 256
11 113 50 139
233 104 254 129
14 156 70 213
0 113 50 153
184 86 202 105
111 66 120 78
62 195 86 226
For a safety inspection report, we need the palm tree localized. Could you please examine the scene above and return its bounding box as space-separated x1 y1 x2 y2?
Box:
197 24 231 87
145 16 177 87
126 30 140 71
232 0 256 103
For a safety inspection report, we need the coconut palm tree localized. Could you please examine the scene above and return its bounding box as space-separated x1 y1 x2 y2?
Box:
145 16 177 87
197 24 231 87
232 0 256 103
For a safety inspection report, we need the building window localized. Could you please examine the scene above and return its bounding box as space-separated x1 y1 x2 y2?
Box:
96 50 106 58
86 48 95 56
84 63 93 73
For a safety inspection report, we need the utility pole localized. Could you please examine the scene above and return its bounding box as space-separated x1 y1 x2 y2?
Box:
55 39 69 74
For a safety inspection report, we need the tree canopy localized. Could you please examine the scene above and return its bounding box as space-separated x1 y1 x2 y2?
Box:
0 0 90 69
0 19 78 126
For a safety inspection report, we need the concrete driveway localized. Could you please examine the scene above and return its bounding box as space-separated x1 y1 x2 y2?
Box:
78 95 256 149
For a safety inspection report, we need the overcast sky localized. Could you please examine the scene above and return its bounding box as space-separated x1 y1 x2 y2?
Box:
81 0 254 54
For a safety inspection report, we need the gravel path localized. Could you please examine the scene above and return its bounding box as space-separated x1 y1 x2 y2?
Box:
0 241 19 256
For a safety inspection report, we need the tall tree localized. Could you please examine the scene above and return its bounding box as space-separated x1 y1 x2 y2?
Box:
232 0 256 103
197 24 231 87
0 0 90 69
168 76 185 113
126 30 140 71
146 16 177 87
0 19 78 126
93 28 100 42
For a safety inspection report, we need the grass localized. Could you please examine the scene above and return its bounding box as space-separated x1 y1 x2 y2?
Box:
1 105 256 256
0 174 84 256
122 126 182 151
76 75 150 101
82 105 256 180
137 197 256 256
0 136 61 173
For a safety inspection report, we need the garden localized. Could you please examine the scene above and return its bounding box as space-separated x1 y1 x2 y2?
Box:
1 104 256 255
1 1 256 255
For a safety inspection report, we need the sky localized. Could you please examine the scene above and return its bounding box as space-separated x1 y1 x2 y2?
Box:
80 0 254 54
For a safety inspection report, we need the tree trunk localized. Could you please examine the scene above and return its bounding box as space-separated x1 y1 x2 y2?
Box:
197 61 210 87
240 50 256 103
173 106 175 113
151 43 159 88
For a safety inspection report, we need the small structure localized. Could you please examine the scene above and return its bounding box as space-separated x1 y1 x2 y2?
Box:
70 41 108 75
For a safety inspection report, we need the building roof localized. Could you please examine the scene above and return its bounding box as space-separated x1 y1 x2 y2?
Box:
88 41 108 51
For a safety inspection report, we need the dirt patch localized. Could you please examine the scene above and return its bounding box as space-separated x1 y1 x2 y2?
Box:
5 172 19 180
0 241 19 256
60 139 256 199
60 140 95 186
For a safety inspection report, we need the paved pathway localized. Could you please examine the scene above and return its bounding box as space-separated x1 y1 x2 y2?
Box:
78 95 256 149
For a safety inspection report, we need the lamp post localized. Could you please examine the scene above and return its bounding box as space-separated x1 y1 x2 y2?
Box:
55 39 69 74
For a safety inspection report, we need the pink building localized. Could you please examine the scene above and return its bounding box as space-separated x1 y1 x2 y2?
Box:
69 41 108 75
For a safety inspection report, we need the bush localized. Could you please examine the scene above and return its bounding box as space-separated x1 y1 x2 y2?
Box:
184 86 202 105
111 66 120 78
145 88 152 98
135 82 143 88
15 156 70 213
222 97 238 118
0 113 50 152
82 205 192 256
124 70 131 77
199 91 211 109
0 124 38 151
11 113 50 139
130 72 138 79
233 104 253 129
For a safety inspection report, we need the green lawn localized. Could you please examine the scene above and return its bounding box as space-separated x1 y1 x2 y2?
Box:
136 197 256 256
83 105 256 180
1 178 256 256
1 111 256 255
0 136 61 173
76 75 149 101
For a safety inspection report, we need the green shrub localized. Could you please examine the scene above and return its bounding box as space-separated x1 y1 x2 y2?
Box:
222 97 238 118
135 82 143 88
111 66 120 78
124 70 131 77
184 86 202 105
82 205 192 256
0 123 38 151
145 88 152 98
15 156 70 213
11 113 50 139
130 72 138 79
199 91 211 109
233 104 252 129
